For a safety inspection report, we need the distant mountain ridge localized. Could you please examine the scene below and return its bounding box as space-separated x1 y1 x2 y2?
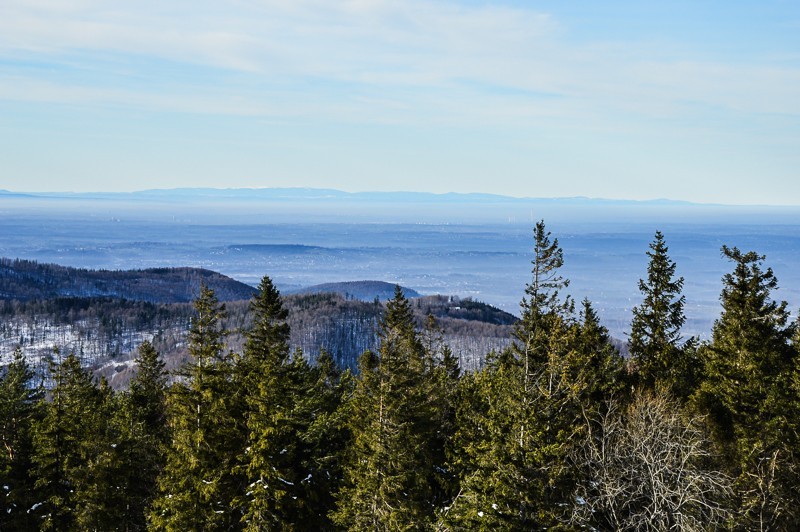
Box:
0 189 34 198
0 258 257 303
3 187 702 206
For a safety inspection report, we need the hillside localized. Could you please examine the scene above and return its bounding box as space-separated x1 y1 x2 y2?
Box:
289 280 421 301
411 294 517 326
0 258 517 386
0 258 257 303
283 292 514 371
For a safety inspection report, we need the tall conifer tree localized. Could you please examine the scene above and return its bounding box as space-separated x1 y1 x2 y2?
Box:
235 275 311 529
0 348 41 530
30 353 118 530
695 246 799 529
445 221 582 529
150 284 241 530
629 231 693 395
572 298 625 406
295 349 352 529
114 340 169 530
334 286 439 529
516 220 573 373
424 314 461 510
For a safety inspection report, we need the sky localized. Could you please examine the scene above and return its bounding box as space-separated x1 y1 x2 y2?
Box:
0 0 798 204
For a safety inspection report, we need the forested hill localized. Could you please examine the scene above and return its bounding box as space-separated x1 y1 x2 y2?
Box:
289 280 421 301
0 258 257 303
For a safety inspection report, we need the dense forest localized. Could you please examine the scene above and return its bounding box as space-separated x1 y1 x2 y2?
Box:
2 221 799 530
0 291 513 386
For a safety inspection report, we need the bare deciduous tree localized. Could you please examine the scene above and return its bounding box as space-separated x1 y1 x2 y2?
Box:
572 390 732 531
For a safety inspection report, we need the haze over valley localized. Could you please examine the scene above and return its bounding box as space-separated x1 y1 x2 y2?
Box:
2 188 799 342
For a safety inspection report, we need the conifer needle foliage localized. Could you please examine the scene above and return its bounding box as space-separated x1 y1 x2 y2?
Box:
2 225 799 530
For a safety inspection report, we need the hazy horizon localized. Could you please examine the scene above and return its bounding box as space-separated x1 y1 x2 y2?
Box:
2 186 799 209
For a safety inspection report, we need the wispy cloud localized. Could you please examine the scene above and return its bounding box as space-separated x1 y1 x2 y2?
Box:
1 0 799 204
2 0 796 125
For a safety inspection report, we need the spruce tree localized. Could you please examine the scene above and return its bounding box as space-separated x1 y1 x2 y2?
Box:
573 298 625 406
427 315 462 510
114 340 169 530
235 275 310 529
514 221 578 526
150 284 241 530
30 353 119 530
629 231 693 396
29 351 75 530
333 286 440 530
73 377 125 530
516 220 572 372
0 348 42 530
128 340 168 438
443 349 526 530
695 246 799 529
445 221 582 529
294 349 352 529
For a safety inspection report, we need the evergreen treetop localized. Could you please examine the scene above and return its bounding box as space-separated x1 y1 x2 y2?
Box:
244 275 290 365
520 220 571 319
333 285 440 530
187 282 229 368
629 231 690 393
713 245 794 350
128 340 168 431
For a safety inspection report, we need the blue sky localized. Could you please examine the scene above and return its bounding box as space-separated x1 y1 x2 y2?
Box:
1 0 798 204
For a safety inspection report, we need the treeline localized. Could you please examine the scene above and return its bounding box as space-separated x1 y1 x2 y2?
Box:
2 221 800 530
0 298 195 374
2 292 512 386
0 297 195 333
285 293 514 370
